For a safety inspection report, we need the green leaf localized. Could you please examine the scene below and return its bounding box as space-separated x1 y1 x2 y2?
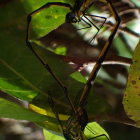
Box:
0 97 57 123
0 0 72 38
0 0 111 134
54 46 67 55
43 122 110 140
123 40 140 126
24 0 71 39
0 0 73 102
44 129 65 140
70 71 87 83
84 122 110 140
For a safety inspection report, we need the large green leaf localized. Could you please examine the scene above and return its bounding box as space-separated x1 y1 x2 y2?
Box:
0 97 57 123
123 40 140 126
0 0 111 135
0 0 72 101
0 0 74 131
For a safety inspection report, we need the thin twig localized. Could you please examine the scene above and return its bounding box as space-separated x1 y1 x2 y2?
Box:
60 55 132 66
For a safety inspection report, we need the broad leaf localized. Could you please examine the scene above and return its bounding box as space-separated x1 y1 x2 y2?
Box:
0 0 111 134
0 0 72 101
123 40 140 126
0 97 57 123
